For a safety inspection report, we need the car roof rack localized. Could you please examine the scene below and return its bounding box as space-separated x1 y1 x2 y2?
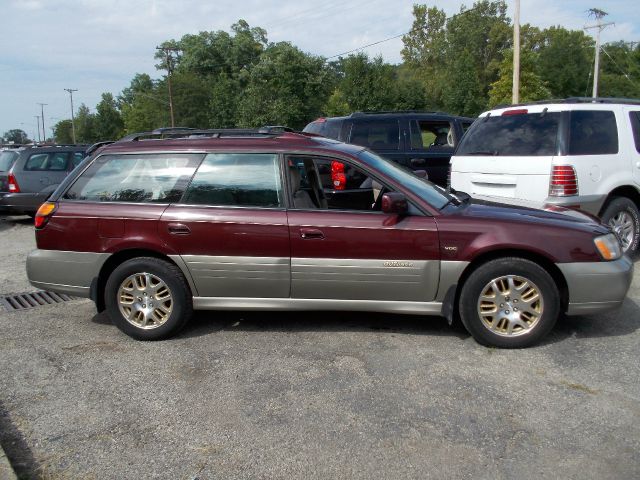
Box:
118 125 295 142
350 110 452 117
496 97 640 109
85 141 115 156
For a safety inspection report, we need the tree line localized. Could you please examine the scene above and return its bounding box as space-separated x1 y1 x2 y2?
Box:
4 1 639 145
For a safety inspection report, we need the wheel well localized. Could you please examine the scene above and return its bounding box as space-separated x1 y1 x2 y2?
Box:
599 186 640 216
94 249 184 312
454 249 569 315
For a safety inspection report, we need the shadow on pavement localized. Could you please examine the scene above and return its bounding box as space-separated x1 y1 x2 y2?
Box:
0 400 41 479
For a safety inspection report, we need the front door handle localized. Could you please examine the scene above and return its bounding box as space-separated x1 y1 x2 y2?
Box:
300 228 324 240
167 223 191 235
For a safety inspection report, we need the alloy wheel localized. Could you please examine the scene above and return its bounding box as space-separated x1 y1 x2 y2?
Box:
608 211 635 252
117 272 173 329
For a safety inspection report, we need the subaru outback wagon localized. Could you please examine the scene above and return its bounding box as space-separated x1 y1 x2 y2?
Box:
27 127 633 348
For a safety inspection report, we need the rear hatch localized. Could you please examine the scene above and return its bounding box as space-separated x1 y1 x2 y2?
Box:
451 108 562 202
0 150 19 193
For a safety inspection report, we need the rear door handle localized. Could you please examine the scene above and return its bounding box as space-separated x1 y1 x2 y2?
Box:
300 228 324 240
167 223 191 235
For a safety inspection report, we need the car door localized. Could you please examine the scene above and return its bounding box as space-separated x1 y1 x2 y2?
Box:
159 152 291 298
286 155 440 302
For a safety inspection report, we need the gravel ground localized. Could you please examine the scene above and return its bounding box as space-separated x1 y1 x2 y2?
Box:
0 215 639 479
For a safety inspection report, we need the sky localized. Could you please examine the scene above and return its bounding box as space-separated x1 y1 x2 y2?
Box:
1 0 638 139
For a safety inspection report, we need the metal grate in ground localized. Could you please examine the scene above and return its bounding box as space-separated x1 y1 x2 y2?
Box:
0 291 76 312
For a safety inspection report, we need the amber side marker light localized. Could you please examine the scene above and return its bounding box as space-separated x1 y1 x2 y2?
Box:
34 202 57 229
594 233 622 261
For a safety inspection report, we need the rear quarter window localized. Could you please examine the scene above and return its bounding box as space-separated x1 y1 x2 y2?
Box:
0 151 18 171
568 110 618 155
25 152 70 171
64 153 202 203
456 112 560 156
349 120 400 150
628 111 640 153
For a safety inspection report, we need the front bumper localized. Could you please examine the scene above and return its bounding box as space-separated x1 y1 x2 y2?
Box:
558 256 634 315
27 249 111 298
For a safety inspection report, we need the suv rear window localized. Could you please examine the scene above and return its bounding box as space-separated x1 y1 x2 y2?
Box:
349 121 400 150
568 111 618 155
182 153 282 208
64 153 202 203
456 112 561 156
0 151 18 171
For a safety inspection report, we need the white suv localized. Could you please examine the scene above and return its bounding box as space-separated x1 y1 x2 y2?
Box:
450 98 640 254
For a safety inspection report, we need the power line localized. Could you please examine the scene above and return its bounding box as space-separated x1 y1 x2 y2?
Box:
325 4 483 60
601 46 639 86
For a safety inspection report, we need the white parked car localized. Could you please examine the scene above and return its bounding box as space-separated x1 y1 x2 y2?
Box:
450 98 640 254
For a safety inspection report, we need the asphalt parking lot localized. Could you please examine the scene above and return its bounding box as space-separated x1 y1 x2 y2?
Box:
0 214 639 479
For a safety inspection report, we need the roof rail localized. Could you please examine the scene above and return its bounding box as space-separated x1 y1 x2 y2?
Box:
350 110 451 117
85 141 115 156
496 97 640 109
118 125 295 142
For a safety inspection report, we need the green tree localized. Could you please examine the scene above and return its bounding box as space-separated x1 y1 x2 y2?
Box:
119 74 168 132
3 129 29 144
53 120 74 144
75 104 99 143
489 50 551 107
209 73 241 128
95 93 125 140
237 42 332 129
599 42 640 98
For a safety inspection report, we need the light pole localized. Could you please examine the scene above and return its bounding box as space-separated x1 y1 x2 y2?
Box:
585 9 614 98
34 116 41 142
512 0 520 104
64 88 78 143
156 46 180 127
37 103 47 142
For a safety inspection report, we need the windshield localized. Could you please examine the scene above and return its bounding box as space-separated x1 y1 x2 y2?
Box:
0 151 18 171
456 112 561 156
357 149 451 209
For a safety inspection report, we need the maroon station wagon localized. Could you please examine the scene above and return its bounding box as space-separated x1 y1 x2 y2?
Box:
26 127 633 348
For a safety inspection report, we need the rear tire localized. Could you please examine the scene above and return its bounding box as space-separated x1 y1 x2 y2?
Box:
458 258 560 348
600 197 640 256
105 257 192 340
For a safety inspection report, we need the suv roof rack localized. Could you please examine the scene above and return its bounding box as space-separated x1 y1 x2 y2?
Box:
85 141 115 156
350 110 452 117
496 97 640 109
118 125 295 142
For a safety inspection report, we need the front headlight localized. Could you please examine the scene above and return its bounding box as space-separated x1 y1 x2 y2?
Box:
594 233 623 261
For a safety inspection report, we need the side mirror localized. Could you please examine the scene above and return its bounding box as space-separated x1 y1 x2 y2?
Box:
381 192 408 215
410 158 426 168
413 169 428 179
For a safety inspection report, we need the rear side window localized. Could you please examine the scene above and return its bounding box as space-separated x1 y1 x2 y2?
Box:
568 111 618 155
349 121 400 150
25 152 70 171
628 111 640 153
303 119 343 140
64 153 202 203
410 120 454 150
72 152 85 168
0 151 18 171
182 153 282 208
456 112 561 156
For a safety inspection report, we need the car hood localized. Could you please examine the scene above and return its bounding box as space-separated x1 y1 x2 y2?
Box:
449 194 608 234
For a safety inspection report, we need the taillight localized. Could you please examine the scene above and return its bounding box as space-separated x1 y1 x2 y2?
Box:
549 165 578 196
8 173 20 193
331 161 346 190
34 202 57 229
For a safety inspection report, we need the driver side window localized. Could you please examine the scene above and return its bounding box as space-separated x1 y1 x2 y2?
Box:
287 156 388 212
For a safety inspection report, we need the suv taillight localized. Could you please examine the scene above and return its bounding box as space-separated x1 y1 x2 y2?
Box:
34 202 57 229
549 165 578 196
8 173 20 193
331 161 346 190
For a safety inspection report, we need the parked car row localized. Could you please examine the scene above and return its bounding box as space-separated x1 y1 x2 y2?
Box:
26 126 633 348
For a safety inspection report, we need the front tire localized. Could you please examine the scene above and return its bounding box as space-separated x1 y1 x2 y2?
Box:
458 258 560 348
600 197 640 255
105 257 193 340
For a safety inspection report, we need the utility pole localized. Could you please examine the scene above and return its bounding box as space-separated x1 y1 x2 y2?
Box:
585 8 614 98
512 0 520 104
34 116 41 142
37 103 47 142
156 46 180 127
64 88 78 143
